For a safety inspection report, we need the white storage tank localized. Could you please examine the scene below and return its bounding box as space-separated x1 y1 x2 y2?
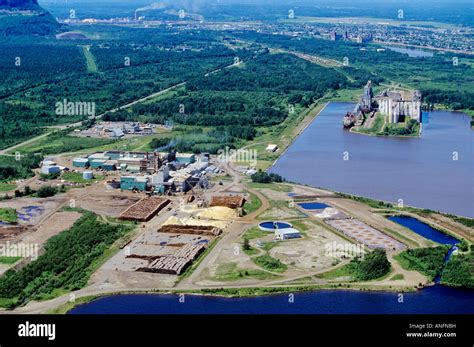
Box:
83 171 94 180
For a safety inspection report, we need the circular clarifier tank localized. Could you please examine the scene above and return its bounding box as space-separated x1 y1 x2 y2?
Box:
258 221 292 232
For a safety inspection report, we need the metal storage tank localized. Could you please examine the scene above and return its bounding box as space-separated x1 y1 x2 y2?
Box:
83 171 94 180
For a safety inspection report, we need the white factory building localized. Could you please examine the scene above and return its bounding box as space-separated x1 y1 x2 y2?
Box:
376 89 422 123
275 228 301 240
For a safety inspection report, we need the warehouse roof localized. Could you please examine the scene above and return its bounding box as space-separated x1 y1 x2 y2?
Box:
73 157 89 162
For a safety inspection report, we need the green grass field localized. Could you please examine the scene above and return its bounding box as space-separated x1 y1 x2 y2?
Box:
0 208 18 223
213 262 276 281
352 113 385 135
243 192 263 215
242 226 268 240
242 245 260 256
253 254 288 273
390 274 405 281
326 88 361 102
0 183 16 192
62 172 104 184
247 181 293 192
81 46 99 73
316 264 354 280
8 134 116 156
0 256 22 265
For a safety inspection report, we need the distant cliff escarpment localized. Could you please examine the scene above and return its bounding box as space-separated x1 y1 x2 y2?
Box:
0 0 61 36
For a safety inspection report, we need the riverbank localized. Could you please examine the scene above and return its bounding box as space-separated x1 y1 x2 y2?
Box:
232 97 331 171
62 284 474 315
49 282 423 314
348 111 421 138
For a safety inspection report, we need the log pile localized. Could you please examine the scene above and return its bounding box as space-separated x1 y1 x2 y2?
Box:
119 197 170 222
174 243 206 259
126 254 162 261
209 195 245 209
158 224 222 237
136 244 205 275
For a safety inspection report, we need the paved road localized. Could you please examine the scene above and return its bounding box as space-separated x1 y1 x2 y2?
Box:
0 133 51 156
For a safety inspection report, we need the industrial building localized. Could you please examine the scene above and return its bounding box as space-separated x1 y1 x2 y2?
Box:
102 160 117 171
118 159 209 194
344 80 422 127
72 150 162 172
72 149 211 194
376 89 422 123
42 159 56 167
41 166 61 175
148 166 171 194
275 228 301 240
72 158 89 168
110 128 125 138
266 144 279 152
120 176 149 192
74 122 157 139
83 171 94 180
175 153 195 164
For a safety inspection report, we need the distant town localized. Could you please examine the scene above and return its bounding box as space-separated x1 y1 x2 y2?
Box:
58 17 474 55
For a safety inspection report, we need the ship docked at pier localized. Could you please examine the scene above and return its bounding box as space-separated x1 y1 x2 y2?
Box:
343 106 365 128
343 80 375 128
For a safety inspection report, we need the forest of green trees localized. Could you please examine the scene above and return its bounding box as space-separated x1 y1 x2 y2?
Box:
442 250 474 288
394 246 450 280
104 52 347 153
251 170 284 183
0 154 41 182
0 212 133 308
349 249 392 281
0 28 240 150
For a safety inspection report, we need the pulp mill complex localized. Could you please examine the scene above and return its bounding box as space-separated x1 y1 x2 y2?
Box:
2 116 469 299
2 140 469 297
70 150 219 194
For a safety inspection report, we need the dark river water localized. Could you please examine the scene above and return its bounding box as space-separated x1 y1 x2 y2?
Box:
269 102 474 218
69 285 474 314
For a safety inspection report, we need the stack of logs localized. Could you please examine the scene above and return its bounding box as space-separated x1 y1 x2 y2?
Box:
119 197 170 222
158 224 222 237
209 195 245 209
136 244 205 275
